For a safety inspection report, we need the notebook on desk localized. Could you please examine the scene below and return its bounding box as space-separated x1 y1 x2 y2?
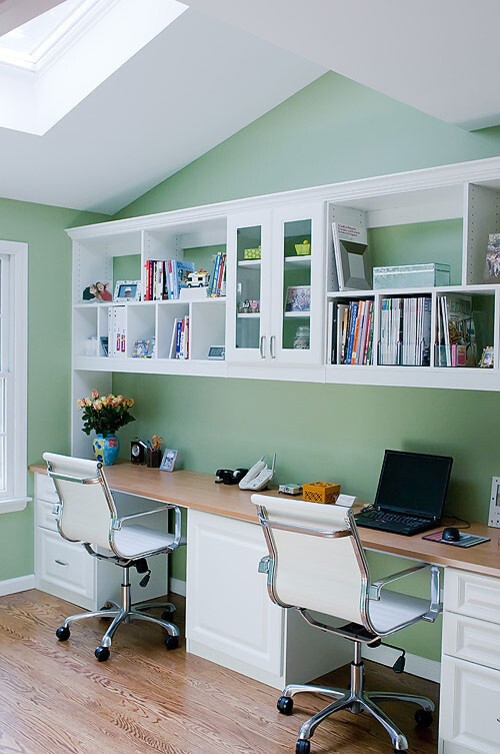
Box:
355 449 453 536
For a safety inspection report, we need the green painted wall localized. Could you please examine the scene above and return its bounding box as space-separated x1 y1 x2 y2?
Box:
0 198 106 581
110 72 500 662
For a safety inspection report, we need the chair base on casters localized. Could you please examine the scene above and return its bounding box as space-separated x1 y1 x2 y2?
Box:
56 565 180 661
277 644 434 753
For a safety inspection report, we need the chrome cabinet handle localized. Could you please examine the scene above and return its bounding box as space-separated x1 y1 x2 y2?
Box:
54 559 68 567
270 335 276 359
260 335 266 359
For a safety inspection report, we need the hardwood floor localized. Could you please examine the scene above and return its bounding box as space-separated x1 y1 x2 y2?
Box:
0 590 438 753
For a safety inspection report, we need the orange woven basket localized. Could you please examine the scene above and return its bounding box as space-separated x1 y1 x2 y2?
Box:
302 481 341 504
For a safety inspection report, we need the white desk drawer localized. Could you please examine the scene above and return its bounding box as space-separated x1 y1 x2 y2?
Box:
35 473 59 504
36 529 93 599
443 612 500 671
444 569 500 625
37 500 58 532
440 656 500 754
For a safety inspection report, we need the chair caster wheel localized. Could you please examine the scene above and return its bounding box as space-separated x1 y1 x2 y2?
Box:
414 709 433 727
164 635 179 650
56 625 70 641
161 606 175 621
277 696 294 715
95 646 110 662
296 740 310 754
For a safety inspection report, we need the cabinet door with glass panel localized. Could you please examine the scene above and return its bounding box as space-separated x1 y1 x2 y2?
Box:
270 202 325 363
226 211 272 362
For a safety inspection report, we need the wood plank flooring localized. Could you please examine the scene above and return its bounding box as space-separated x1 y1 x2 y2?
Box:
0 590 438 753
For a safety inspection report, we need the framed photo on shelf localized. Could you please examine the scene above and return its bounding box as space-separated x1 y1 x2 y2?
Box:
484 233 500 283
285 285 311 312
113 280 141 302
332 222 372 291
479 345 494 368
160 448 178 472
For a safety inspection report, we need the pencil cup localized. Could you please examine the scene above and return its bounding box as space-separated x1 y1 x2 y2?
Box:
147 448 162 468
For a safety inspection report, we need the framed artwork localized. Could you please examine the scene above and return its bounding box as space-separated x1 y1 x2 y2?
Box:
332 222 372 291
285 285 311 312
479 345 494 368
113 280 141 302
160 448 178 472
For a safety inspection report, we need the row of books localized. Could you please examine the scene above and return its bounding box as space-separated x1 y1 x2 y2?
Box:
436 294 476 367
169 316 190 359
144 259 195 301
379 296 431 366
209 252 226 297
328 299 374 365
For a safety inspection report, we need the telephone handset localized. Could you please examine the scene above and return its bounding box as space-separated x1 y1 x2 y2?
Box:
239 454 276 491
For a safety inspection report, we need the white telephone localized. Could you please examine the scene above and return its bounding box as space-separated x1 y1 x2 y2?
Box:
239 454 276 491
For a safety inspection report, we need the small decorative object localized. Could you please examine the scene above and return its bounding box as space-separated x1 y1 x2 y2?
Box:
208 345 225 360
293 325 310 349
113 280 141 302
186 269 210 287
484 233 500 283
147 434 163 468
303 481 341 505
278 483 303 496
133 338 155 358
479 345 494 368
332 222 372 291
243 245 261 260
285 285 311 312
130 438 147 465
294 239 311 256
82 282 112 301
250 299 260 313
160 448 178 472
373 263 450 290
77 390 135 465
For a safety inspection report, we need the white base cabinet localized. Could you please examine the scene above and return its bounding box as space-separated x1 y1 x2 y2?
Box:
439 569 500 753
34 473 169 611
185 509 351 689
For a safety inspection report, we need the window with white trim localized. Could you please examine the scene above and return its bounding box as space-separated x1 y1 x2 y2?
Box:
0 241 28 513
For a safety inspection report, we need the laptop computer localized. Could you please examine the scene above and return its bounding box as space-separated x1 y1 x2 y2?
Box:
355 449 453 536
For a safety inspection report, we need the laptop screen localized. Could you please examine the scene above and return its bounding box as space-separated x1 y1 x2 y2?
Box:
374 450 453 519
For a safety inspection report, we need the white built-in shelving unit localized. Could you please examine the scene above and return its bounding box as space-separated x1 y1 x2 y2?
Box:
68 156 500 452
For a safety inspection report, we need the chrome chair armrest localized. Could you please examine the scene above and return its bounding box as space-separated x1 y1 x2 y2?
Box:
112 506 169 530
369 563 430 601
111 505 183 551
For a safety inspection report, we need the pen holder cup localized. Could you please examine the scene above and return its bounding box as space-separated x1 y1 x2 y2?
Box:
147 448 162 468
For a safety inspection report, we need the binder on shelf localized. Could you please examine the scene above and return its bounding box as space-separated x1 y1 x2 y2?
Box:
108 307 127 358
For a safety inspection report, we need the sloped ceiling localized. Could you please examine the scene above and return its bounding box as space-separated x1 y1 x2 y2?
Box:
0 0 64 35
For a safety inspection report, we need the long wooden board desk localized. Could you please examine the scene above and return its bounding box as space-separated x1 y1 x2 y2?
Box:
31 461 500 579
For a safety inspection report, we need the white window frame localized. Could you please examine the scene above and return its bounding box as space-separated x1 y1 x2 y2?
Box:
0 240 29 513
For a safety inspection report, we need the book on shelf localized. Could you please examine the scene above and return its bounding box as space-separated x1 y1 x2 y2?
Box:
209 251 226 297
436 294 477 367
170 316 190 359
144 259 196 300
379 296 431 366
329 298 374 365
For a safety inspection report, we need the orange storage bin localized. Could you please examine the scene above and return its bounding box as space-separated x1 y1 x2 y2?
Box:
302 481 341 504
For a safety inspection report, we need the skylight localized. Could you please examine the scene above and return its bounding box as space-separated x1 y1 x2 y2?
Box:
0 0 100 70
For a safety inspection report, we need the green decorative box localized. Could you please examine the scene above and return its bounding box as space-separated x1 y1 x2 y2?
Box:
295 240 311 256
243 246 261 260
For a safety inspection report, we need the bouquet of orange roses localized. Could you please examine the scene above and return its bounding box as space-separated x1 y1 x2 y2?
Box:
77 390 135 435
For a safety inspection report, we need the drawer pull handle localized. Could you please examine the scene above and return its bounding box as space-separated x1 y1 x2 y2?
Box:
54 559 68 567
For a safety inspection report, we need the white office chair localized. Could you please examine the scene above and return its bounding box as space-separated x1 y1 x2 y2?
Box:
252 494 441 754
44 452 182 662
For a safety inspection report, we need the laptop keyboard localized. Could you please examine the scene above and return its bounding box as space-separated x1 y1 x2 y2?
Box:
357 509 427 527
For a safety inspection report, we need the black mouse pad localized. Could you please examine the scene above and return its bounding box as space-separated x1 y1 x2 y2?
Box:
422 530 490 547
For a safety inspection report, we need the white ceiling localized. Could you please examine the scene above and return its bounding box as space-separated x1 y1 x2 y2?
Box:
0 0 64 36
184 0 500 131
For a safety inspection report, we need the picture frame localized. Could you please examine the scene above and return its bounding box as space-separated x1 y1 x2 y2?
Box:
484 233 500 283
160 448 178 472
285 285 311 312
479 345 494 368
132 337 155 359
332 222 372 291
113 279 141 302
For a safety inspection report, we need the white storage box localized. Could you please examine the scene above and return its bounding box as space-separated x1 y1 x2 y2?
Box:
373 263 450 290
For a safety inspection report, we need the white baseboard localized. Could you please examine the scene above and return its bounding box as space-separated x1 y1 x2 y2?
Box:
0 574 36 597
169 577 186 597
362 643 441 684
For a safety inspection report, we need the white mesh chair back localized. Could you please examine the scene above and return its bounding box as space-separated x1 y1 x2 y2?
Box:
43 452 116 551
253 495 368 626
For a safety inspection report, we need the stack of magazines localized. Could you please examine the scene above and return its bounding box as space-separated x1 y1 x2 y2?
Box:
379 296 431 366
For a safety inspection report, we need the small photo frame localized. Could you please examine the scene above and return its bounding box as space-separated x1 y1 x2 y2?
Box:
113 280 141 302
484 233 500 283
160 448 178 472
133 337 155 358
479 345 494 368
332 222 372 291
285 285 311 312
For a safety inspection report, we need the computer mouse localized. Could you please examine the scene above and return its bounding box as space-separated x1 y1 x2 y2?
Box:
442 527 461 542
